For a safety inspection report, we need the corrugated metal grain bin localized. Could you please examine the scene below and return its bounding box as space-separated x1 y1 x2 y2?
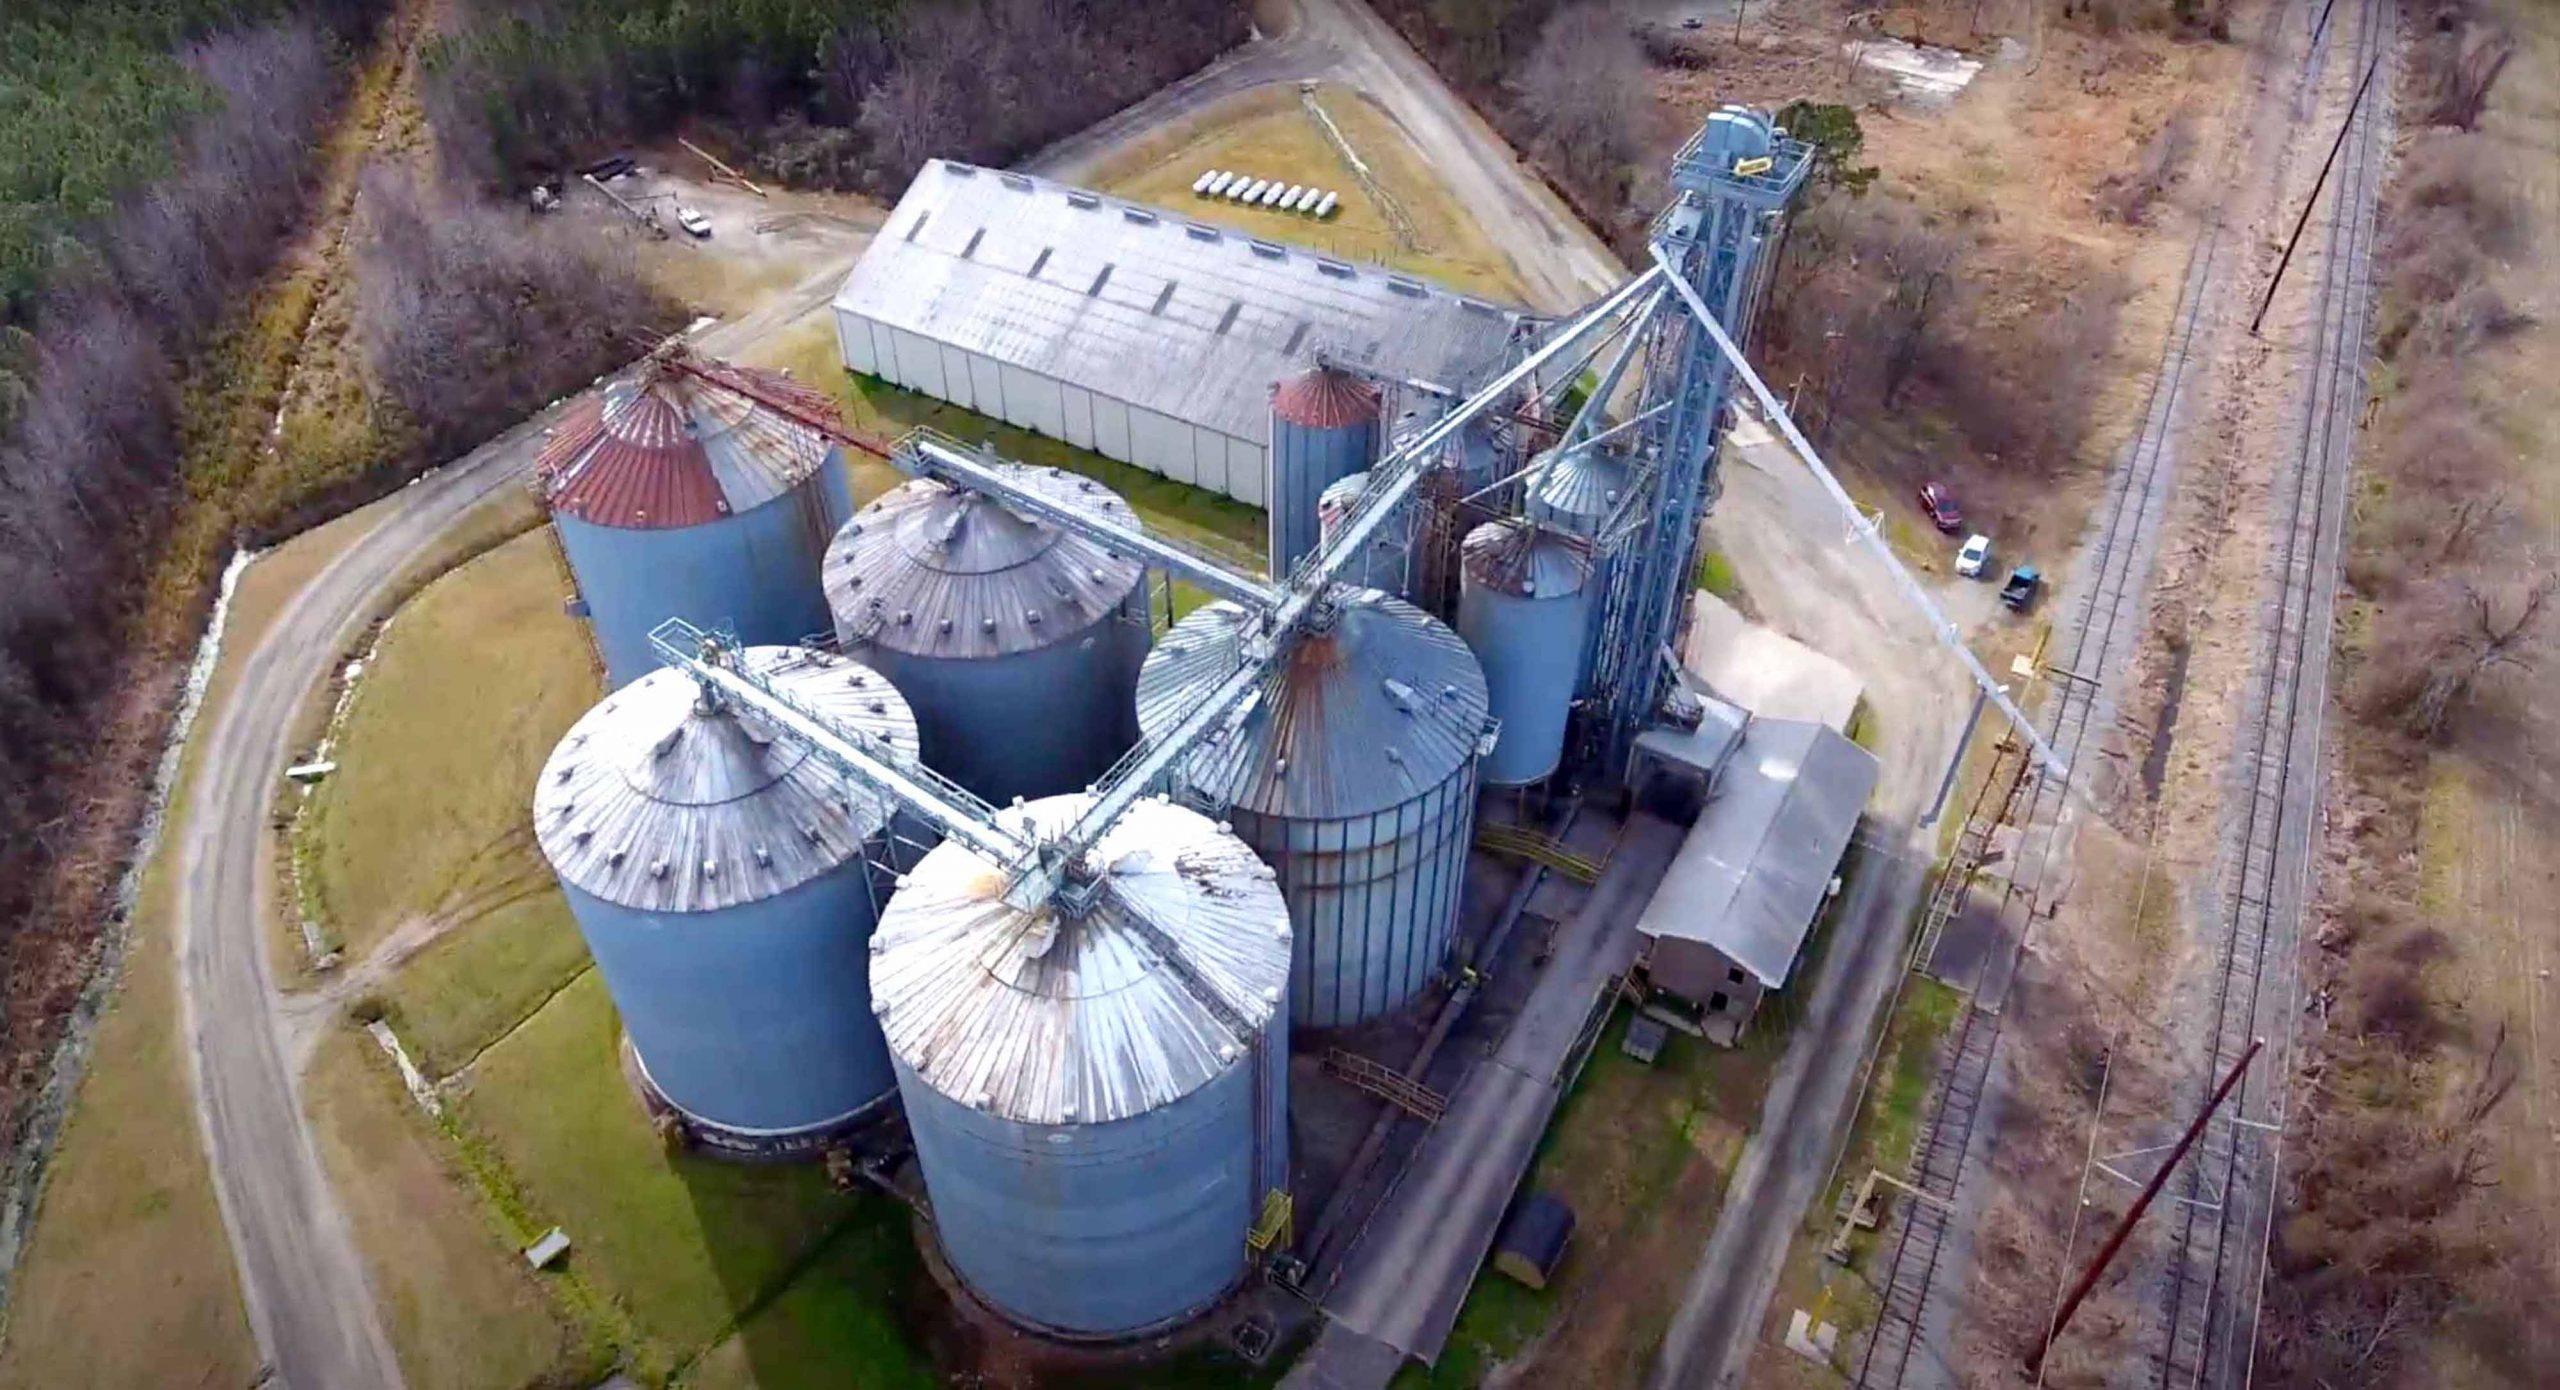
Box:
1266 365 1381 578
1138 591 1490 1027
539 362 853 688
1525 442 1632 540
532 646 916 1154
823 466 1149 806
1458 520 1594 786
1317 470 1415 598
872 795 1291 1338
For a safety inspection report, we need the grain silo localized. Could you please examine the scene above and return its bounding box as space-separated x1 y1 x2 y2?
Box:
1526 441 1632 541
1457 520 1594 787
539 360 853 687
1267 364 1381 578
532 645 916 1154
870 794 1291 1339
1137 591 1491 1028
822 466 1149 807
1317 470 1416 598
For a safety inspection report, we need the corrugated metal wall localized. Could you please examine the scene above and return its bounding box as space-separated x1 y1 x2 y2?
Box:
836 306 1269 505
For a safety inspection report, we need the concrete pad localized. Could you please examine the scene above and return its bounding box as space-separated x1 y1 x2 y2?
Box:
1844 37 1984 106
1685 592 1864 733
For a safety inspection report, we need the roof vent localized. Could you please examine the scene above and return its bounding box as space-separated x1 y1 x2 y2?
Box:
948 163 979 177
701 858 719 879
1383 677 1419 713
1249 239 1285 259
752 845 772 868
981 617 998 634
1184 223 1220 241
649 859 669 880
1316 258 1354 278
999 172 1033 191
1461 297 1500 314
1065 190 1099 208
1387 276 1427 297
607 849 627 867
1121 208 1156 225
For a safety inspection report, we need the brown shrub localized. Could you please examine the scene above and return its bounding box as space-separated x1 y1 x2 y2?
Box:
2096 114 2194 226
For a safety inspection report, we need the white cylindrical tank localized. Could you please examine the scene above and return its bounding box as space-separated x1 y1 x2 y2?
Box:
872 795 1292 1339
1138 591 1490 1027
533 645 917 1154
823 466 1149 807
1457 520 1595 786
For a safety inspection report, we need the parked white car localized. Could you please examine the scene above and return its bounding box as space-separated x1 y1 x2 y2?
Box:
1956 533 1992 578
674 204 712 239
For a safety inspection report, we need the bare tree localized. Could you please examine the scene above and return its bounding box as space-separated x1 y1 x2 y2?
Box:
2429 28 2516 131
1512 6 1645 210
2407 572 2555 739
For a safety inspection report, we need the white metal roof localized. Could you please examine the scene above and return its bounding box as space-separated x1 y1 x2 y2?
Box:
1634 718 1879 988
832 161 1526 445
869 795 1291 1126
533 647 918 912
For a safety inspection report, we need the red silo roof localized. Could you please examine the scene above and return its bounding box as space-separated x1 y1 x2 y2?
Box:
1270 365 1383 430
538 359 846 530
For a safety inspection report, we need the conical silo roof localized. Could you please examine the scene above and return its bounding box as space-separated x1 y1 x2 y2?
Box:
538 358 843 530
869 795 1290 1125
1527 442 1632 535
1136 592 1489 822
1271 364 1383 429
1462 519 1592 597
823 467 1146 660
533 646 915 912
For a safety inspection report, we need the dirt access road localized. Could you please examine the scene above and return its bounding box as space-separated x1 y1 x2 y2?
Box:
171 257 860 1390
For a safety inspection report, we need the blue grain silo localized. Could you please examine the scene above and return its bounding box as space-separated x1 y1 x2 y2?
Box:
531 645 918 1155
1317 470 1417 598
870 794 1292 1338
1137 590 1490 1028
1457 520 1595 786
1266 364 1381 578
538 360 854 687
822 466 1150 807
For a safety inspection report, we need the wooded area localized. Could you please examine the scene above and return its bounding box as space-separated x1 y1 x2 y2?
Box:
421 0 1246 199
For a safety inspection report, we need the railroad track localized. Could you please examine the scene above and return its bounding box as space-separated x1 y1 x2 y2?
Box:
1849 0 2379 1381
2149 0 2391 1380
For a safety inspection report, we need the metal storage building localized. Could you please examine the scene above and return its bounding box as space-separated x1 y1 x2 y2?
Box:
821 466 1150 807
539 361 853 687
1633 717 1879 1043
831 161 1522 504
870 794 1292 1338
532 645 917 1154
1137 591 1491 1027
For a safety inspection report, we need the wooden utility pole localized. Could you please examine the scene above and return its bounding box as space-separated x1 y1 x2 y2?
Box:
2251 56 2377 335
680 137 768 197
2027 1038 2263 1378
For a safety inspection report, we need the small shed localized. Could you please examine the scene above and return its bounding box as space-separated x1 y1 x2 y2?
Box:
1493 1191 1576 1289
1633 717 1879 1043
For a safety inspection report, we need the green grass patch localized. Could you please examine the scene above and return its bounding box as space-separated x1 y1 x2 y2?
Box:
675 1205 934 1390
307 1027 596 1389
297 529 598 967
1693 547 1742 601
1400 1010 1782 1387
455 972 929 1381
387 895 592 1077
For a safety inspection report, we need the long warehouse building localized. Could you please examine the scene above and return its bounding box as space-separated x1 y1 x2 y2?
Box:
831 160 1525 503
